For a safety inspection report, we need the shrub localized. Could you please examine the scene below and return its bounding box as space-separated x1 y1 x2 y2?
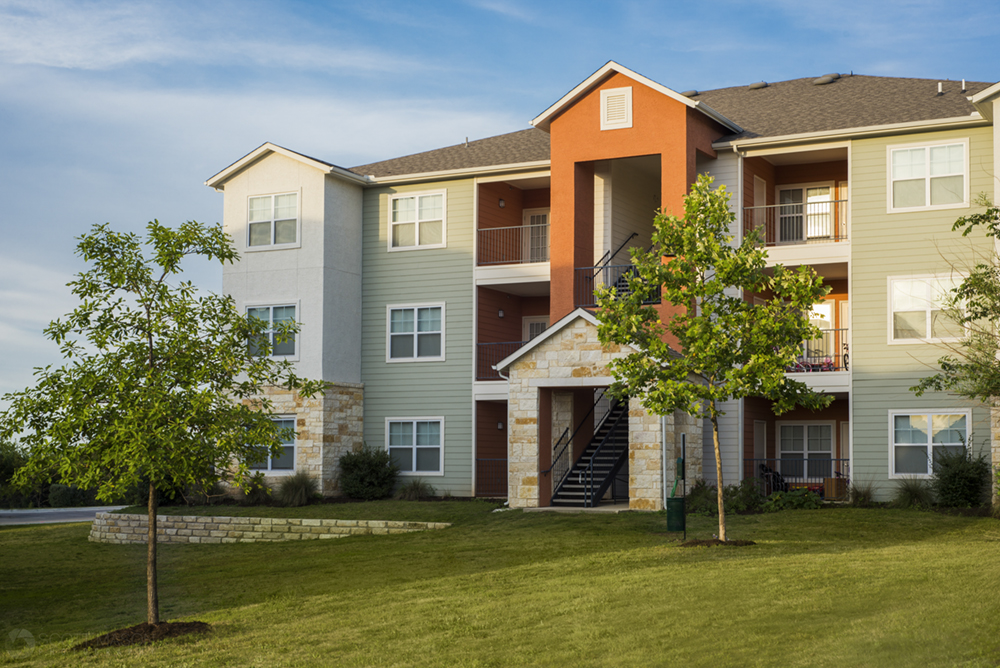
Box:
395 478 435 501
849 479 877 507
180 480 226 506
683 478 763 515
339 445 398 500
277 471 318 507
48 483 98 508
762 488 822 512
932 448 991 508
890 477 934 509
684 479 718 515
241 472 272 506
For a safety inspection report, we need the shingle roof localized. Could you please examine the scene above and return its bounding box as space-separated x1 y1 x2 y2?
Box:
350 128 549 178
349 74 993 178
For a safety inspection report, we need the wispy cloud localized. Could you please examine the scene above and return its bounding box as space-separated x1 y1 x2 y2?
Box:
466 0 535 22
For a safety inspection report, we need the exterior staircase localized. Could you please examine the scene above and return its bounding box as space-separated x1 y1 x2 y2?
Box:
550 400 629 507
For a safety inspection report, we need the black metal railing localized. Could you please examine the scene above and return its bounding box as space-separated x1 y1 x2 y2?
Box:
583 407 630 507
743 457 850 500
786 329 849 372
477 224 549 265
475 458 508 497
573 264 660 308
545 388 613 492
476 341 527 380
744 200 848 247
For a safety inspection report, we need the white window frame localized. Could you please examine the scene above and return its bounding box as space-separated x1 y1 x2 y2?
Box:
775 420 836 480
886 138 969 213
774 181 837 243
522 208 550 263
246 301 301 361
887 275 964 345
249 415 297 475
385 416 444 476
385 302 446 363
522 315 549 341
246 191 301 251
600 87 633 131
888 409 971 479
387 190 447 251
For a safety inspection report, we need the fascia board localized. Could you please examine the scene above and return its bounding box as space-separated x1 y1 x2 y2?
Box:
531 61 741 133
970 81 1000 121
495 309 601 371
365 160 551 185
205 142 369 190
715 115 989 152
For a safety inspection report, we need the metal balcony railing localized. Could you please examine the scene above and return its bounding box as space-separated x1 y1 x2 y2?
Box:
476 341 528 381
574 264 660 308
788 328 849 372
477 224 549 265
744 200 848 247
744 457 850 500
475 458 507 497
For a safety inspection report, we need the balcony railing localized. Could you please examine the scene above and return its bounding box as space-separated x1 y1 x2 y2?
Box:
574 264 660 308
788 328 849 372
477 224 549 266
476 458 507 497
744 200 848 247
744 457 850 500
477 341 528 381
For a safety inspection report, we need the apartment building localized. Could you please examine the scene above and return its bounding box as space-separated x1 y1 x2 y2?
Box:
206 62 1000 508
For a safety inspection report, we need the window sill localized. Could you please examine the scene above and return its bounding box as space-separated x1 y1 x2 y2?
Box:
386 356 446 363
245 242 302 253
388 244 447 253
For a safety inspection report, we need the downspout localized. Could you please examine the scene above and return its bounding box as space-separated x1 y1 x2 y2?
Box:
661 414 669 510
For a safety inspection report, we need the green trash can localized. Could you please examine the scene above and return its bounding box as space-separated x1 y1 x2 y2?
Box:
666 497 685 532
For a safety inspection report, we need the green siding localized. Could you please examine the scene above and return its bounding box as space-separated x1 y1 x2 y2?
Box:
361 179 475 495
850 126 994 498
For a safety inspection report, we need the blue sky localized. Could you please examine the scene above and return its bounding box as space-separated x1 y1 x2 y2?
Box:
2 0 999 398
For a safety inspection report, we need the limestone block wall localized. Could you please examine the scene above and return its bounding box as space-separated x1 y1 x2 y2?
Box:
88 512 448 544
992 404 1000 498
628 397 664 510
551 391 574 484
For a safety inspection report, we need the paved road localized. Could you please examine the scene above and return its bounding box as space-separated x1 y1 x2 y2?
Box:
0 506 127 526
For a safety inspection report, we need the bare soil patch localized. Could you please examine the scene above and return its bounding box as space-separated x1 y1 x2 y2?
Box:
680 538 756 547
72 621 210 650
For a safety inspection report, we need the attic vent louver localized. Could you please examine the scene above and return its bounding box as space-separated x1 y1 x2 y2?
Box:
748 81 768 90
600 87 633 130
813 76 835 85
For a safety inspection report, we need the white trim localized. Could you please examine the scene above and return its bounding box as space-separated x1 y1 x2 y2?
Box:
387 189 448 252
249 415 298 475
887 408 972 479
600 87 633 131
886 274 964 345
476 170 551 185
367 161 551 185
245 301 302 361
970 81 1000 120
495 308 601 371
205 142 368 189
775 420 837 479
385 416 445 477
531 60 740 133
245 190 302 252
385 302 446 363
886 138 970 214
522 315 550 341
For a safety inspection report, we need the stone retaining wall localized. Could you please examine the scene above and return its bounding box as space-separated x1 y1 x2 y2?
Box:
88 513 450 545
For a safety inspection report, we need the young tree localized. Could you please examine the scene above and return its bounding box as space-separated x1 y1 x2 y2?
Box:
595 174 832 541
0 221 325 625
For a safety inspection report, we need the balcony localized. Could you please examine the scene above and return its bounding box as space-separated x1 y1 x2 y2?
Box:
477 340 528 381
743 457 850 501
790 328 849 372
477 224 549 266
744 200 847 247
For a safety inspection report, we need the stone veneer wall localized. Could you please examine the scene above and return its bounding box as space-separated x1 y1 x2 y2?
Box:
88 512 449 544
992 404 1000 499
257 383 364 496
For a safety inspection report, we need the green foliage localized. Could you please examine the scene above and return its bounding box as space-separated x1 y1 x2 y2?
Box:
594 175 831 538
395 478 436 501
241 472 272 506
0 441 46 508
277 471 319 507
683 478 763 516
932 447 991 507
913 194 1000 401
48 483 99 508
890 477 934 509
849 480 877 508
762 488 822 512
339 445 399 500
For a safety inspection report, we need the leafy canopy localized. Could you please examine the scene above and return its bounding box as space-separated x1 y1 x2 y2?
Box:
595 174 832 421
0 220 325 501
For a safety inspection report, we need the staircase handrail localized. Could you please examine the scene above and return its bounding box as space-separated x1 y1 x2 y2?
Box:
594 232 639 275
583 407 630 507
545 389 618 493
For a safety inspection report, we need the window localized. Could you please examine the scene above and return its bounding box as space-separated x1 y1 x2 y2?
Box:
523 208 550 263
890 411 969 477
387 304 444 361
776 184 834 242
249 417 296 472
522 316 549 341
389 191 446 250
600 87 632 130
248 305 297 357
778 424 833 479
889 276 963 343
888 140 967 212
387 418 443 474
248 193 298 248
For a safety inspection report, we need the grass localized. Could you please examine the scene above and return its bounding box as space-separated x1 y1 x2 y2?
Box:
1 503 999 667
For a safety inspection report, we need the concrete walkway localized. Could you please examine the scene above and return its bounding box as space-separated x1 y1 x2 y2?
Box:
522 503 631 514
0 506 127 526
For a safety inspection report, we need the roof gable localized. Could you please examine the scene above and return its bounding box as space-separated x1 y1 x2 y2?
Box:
205 142 368 189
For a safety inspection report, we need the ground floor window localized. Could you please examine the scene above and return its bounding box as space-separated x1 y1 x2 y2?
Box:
249 417 296 472
387 418 443 474
778 423 833 478
890 410 968 477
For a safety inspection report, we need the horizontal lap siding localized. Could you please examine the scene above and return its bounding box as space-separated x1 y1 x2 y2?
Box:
362 180 475 495
850 127 994 497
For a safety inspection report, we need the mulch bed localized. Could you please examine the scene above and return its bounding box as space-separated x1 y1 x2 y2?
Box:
72 621 210 650
680 539 756 547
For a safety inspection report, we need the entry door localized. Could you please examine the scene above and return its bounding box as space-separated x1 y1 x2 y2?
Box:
778 185 833 242
523 209 549 263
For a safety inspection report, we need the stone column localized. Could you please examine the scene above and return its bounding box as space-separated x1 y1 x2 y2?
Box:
628 397 665 510
507 375 540 508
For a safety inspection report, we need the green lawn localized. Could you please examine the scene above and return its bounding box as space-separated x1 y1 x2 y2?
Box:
2 504 999 667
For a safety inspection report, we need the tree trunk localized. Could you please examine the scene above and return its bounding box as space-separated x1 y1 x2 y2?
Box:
711 415 727 542
147 481 159 625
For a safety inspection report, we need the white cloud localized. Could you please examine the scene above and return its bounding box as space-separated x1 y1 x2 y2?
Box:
466 0 535 22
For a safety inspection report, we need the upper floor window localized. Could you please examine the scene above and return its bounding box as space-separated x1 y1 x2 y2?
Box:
600 87 632 130
389 191 446 250
387 304 444 362
889 276 963 343
888 140 968 212
248 193 299 248
248 304 297 357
